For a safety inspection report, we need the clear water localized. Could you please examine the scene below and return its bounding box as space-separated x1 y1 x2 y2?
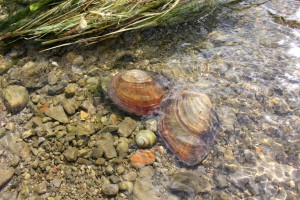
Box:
0 0 299 199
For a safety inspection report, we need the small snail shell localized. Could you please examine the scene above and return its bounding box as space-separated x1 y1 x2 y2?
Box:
135 130 156 148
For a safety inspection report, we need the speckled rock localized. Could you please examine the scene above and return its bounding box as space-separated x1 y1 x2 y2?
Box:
2 85 29 113
20 61 49 89
0 168 14 187
118 117 137 137
75 122 95 136
44 105 69 123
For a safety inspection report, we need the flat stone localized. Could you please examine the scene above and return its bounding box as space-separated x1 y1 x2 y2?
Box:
2 85 29 113
97 139 117 159
51 177 62 188
45 105 69 123
118 117 137 137
61 98 76 115
64 147 79 162
0 168 14 187
102 183 119 196
169 172 213 196
75 122 95 136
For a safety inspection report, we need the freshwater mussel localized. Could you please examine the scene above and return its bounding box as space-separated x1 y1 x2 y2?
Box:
109 69 166 115
158 84 221 166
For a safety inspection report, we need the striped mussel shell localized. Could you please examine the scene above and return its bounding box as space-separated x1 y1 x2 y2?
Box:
157 84 220 166
109 69 166 115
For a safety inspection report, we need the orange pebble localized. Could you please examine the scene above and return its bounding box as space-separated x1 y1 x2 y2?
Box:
51 167 58 174
130 149 155 168
38 104 49 112
256 146 263 153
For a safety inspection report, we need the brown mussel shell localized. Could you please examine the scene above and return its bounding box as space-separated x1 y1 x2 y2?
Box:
109 69 166 115
158 85 220 166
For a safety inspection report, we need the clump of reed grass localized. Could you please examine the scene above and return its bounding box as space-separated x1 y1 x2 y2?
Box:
0 0 217 50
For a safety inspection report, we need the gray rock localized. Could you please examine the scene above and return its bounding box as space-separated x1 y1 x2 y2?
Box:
96 139 117 159
109 175 121 184
2 85 29 113
77 158 93 165
20 61 48 89
102 183 119 196
0 168 14 187
48 72 58 85
213 174 228 189
117 137 129 158
51 177 62 188
133 179 160 200
118 117 137 137
169 172 213 196
61 98 76 115
91 147 104 159
48 82 68 96
10 155 20 167
44 105 69 124
94 158 106 166
64 147 79 162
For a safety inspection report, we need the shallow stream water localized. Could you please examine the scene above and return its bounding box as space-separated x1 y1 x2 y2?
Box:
0 0 299 199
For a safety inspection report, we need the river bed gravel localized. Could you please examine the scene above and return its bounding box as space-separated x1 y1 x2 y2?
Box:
0 0 299 199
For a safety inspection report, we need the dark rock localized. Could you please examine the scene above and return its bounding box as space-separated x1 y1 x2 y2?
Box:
48 81 68 95
109 175 121 184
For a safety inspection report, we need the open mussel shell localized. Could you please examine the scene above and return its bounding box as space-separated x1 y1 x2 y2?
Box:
109 69 166 115
158 84 220 166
